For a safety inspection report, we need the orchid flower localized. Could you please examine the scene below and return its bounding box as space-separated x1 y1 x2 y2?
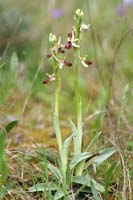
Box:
65 29 80 49
79 55 92 68
43 73 55 84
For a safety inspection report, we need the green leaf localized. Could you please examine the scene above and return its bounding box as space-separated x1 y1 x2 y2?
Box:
47 162 62 181
5 120 18 133
90 180 101 200
54 190 65 200
84 154 99 169
93 147 116 166
66 164 71 186
70 152 92 170
29 183 59 192
72 175 91 186
61 134 73 179
68 118 79 154
72 176 105 193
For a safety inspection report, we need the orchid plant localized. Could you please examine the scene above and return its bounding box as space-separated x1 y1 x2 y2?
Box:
43 9 92 179
29 9 116 199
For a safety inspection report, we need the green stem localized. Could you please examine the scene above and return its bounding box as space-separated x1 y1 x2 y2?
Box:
54 68 67 186
55 68 60 117
73 49 84 176
73 49 83 155
54 68 62 157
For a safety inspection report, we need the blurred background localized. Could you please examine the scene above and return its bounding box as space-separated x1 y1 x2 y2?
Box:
0 0 132 139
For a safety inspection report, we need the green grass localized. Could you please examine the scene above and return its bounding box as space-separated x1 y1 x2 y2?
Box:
0 0 132 199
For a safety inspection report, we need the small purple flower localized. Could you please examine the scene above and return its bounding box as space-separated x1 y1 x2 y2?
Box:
52 8 63 19
116 0 133 16
116 5 127 16
123 0 133 5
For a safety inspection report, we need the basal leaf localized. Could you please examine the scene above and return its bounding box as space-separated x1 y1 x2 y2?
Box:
68 118 78 154
72 176 91 186
70 152 92 170
93 147 116 166
61 134 73 178
72 176 105 193
90 180 101 200
47 162 62 181
29 182 59 192
54 190 65 200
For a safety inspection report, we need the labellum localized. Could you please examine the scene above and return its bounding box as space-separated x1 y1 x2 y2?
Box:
65 41 72 49
58 47 65 53
64 60 72 67
42 79 49 84
47 54 52 59
84 59 92 65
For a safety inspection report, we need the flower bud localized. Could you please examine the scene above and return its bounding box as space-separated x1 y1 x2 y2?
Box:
49 33 57 46
74 9 84 20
